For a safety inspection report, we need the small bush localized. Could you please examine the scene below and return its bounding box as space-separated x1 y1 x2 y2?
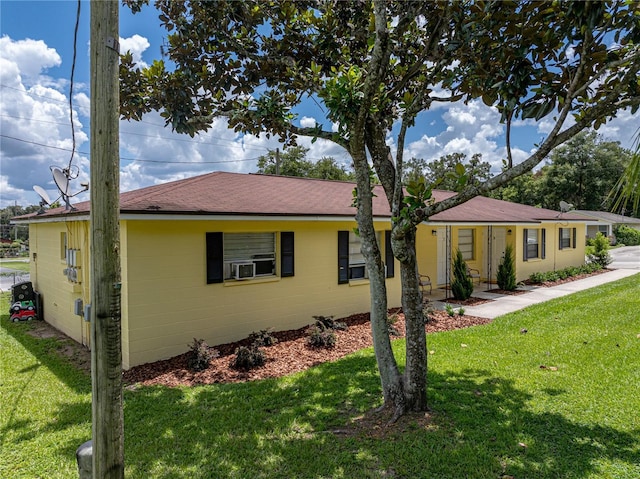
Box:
587 232 612 267
458 307 465 316
187 338 219 372
312 315 347 331
232 344 265 370
445 303 455 317
497 244 517 291
248 328 278 347
528 263 604 284
307 324 337 348
451 249 474 300
614 224 640 246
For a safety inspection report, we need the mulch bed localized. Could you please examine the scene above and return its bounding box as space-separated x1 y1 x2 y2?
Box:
123 309 492 388
442 297 493 306
486 289 529 295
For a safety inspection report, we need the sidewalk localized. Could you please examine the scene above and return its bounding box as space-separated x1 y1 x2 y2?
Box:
430 268 639 320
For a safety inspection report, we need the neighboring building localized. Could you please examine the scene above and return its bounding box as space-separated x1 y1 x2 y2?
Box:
572 210 640 240
13 172 588 368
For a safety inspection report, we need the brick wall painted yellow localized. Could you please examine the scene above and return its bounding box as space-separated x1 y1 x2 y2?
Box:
124 219 401 367
514 223 586 282
29 221 91 346
415 225 439 281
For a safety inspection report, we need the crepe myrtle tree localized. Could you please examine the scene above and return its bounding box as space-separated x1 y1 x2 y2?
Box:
120 0 640 419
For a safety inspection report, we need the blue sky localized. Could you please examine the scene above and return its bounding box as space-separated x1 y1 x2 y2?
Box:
1 0 638 208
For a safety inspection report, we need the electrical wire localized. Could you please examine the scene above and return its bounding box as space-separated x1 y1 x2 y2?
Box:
0 134 263 164
66 0 81 173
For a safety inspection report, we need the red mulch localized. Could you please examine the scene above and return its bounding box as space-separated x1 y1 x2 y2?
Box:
486 289 528 295
123 309 492 388
443 296 493 306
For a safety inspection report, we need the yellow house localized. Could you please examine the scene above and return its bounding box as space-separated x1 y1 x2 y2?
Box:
415 192 587 287
14 172 587 369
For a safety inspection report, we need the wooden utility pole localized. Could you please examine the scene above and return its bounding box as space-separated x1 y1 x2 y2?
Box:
90 1 123 478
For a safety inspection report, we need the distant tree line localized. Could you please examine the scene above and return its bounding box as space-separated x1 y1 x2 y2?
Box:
490 131 636 217
265 131 636 218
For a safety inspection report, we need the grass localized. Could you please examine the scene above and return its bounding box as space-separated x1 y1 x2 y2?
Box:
0 259 30 272
2 274 639 478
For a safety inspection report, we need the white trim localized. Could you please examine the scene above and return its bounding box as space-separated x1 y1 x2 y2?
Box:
15 214 392 224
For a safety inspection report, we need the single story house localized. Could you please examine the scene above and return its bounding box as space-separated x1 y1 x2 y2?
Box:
14 172 588 368
572 210 640 240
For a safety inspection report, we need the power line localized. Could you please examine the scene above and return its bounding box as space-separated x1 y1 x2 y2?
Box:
0 113 270 152
0 134 263 164
66 0 81 172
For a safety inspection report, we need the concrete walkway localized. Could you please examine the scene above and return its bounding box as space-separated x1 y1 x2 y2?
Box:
431 268 639 320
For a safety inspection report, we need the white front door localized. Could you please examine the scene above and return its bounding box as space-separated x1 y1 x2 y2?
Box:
489 227 507 282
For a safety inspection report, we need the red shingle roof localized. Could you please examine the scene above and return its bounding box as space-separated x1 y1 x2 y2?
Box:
15 171 586 223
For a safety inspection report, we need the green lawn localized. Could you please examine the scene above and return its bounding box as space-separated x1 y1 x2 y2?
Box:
2 274 639 478
0 259 30 272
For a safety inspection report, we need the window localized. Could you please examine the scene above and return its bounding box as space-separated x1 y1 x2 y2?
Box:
523 228 546 261
338 230 385 283
598 225 608 235
559 227 577 250
206 232 294 284
60 232 67 260
458 228 474 260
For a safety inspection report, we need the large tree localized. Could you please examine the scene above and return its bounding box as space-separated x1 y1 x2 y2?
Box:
537 131 632 212
121 0 640 418
491 131 635 216
257 146 355 180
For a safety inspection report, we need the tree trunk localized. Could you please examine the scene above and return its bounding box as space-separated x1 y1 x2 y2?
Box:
351 149 405 416
398 227 428 411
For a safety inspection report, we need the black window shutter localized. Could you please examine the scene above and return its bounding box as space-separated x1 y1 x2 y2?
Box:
541 228 546 259
338 231 349 284
559 228 564 250
206 232 223 284
281 232 295 277
384 230 394 278
523 228 528 261
572 228 577 249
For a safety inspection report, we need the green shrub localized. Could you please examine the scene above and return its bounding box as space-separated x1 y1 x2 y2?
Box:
248 328 278 347
307 324 337 348
445 303 455 317
528 263 604 284
187 338 219 372
496 244 517 291
450 249 474 300
232 344 265 370
587 232 612 267
614 224 640 246
312 315 347 331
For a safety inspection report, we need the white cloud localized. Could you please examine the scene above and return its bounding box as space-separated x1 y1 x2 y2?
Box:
0 36 61 81
300 116 316 128
119 34 150 68
0 37 89 207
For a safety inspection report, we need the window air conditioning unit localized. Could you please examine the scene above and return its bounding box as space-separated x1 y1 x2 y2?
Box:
232 262 255 280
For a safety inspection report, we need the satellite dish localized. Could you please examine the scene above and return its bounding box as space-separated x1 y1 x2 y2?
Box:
33 185 51 205
33 185 52 215
49 166 88 211
559 200 574 213
52 167 71 196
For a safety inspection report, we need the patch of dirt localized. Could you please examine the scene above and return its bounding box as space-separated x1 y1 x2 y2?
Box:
24 320 92 373
123 309 492 388
486 289 529 295
443 297 493 306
